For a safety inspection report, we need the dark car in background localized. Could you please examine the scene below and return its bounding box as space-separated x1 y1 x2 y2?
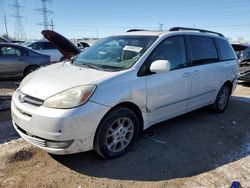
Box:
232 43 250 83
231 43 250 64
0 43 50 78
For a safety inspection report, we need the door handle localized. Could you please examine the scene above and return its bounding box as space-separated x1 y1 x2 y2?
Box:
19 57 24 61
183 72 192 77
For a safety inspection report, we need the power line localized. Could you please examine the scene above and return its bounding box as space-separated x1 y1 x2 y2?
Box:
10 0 26 40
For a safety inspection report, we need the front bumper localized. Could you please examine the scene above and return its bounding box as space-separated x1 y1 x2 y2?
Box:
11 91 110 154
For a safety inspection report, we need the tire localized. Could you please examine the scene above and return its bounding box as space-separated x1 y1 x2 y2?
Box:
24 65 39 77
212 84 230 113
94 107 139 158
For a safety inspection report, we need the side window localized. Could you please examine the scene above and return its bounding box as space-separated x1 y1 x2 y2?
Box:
215 38 235 61
19 48 29 56
44 42 55 49
30 42 44 50
189 35 218 65
149 36 187 70
0 46 22 56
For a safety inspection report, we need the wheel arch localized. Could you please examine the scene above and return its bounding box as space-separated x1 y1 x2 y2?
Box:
224 80 233 94
95 101 144 139
23 65 40 76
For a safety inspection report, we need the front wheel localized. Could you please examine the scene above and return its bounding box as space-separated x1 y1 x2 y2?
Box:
94 107 139 158
212 84 230 113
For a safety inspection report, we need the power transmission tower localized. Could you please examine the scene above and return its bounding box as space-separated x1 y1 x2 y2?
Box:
10 0 26 40
35 0 54 30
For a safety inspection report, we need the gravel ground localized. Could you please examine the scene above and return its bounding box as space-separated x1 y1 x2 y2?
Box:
0 82 250 187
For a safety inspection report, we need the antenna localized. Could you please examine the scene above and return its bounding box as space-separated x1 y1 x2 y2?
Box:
35 0 54 30
10 0 26 40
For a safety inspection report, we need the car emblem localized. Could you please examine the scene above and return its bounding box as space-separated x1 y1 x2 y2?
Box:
18 93 26 103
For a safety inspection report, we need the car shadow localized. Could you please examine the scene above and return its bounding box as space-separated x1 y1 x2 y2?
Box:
51 98 250 181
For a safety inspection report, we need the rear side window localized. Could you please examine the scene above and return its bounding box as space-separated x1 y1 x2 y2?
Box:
215 38 235 61
189 35 218 65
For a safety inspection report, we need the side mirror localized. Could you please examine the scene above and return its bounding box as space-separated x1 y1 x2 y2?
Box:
150 60 171 74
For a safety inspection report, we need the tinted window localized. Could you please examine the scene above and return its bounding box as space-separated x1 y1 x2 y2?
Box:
44 42 55 49
149 36 187 70
215 38 235 61
189 35 218 65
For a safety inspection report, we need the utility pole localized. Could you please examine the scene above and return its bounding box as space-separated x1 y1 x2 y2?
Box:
35 0 54 30
159 23 163 31
10 0 26 40
4 13 9 38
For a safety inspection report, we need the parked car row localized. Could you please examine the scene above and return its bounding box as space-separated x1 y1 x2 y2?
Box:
0 30 90 79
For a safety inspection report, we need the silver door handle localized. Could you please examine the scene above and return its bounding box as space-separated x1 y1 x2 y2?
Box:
183 72 192 77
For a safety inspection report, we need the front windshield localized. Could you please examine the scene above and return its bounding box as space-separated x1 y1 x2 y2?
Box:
74 35 158 71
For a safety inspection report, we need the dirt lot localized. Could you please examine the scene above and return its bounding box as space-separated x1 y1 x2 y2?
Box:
0 82 250 188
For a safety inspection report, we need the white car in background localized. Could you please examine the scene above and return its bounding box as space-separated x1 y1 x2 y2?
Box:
12 27 238 158
22 39 63 62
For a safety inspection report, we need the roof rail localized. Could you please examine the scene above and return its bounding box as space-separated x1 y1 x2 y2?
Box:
126 29 147 32
169 27 224 37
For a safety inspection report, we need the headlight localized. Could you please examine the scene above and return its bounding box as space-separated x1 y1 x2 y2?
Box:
43 85 96 109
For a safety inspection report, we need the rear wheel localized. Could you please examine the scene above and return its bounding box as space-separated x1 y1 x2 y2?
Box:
24 65 39 77
94 107 139 158
213 84 230 113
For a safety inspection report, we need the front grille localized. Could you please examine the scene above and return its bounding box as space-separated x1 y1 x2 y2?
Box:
17 90 44 106
22 95 44 106
15 124 46 147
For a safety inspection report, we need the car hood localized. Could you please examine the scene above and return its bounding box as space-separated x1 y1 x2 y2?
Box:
20 62 116 100
41 30 81 59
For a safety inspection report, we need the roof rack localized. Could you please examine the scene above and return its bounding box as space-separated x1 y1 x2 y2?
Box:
169 27 224 37
126 29 148 32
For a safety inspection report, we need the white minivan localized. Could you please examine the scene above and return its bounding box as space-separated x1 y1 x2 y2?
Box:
11 27 238 158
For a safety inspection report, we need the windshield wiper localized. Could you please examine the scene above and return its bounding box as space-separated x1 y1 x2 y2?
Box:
74 62 101 70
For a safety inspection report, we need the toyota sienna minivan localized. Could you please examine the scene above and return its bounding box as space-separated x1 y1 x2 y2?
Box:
11 27 238 158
